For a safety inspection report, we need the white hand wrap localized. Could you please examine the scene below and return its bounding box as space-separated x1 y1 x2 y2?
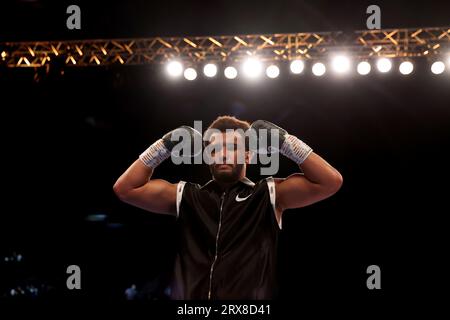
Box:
139 139 171 169
280 134 313 165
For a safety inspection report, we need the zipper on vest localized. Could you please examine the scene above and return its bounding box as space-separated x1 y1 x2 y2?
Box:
208 191 225 300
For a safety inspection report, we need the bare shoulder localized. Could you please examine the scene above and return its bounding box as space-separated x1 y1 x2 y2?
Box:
274 178 284 185
273 173 304 185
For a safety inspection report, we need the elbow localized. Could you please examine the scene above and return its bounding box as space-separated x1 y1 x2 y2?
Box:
326 172 343 195
113 181 131 201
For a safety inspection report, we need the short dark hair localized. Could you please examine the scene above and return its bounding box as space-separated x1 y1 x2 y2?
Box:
207 115 250 132
206 116 251 150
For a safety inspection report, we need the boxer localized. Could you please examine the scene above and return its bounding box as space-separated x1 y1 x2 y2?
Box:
113 116 343 299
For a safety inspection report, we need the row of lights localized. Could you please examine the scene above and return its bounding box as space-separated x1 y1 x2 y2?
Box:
166 56 450 80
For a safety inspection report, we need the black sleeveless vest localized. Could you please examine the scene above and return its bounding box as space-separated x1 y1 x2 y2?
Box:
169 177 280 300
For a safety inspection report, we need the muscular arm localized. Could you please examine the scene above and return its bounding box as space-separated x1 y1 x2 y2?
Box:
248 120 343 219
113 159 177 215
276 152 343 212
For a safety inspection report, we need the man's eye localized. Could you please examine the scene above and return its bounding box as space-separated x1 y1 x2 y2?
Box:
211 144 223 152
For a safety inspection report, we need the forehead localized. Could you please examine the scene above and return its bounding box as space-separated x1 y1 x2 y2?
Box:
208 130 245 144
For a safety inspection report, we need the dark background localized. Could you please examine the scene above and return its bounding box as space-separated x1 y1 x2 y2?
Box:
1 0 450 40
0 0 449 307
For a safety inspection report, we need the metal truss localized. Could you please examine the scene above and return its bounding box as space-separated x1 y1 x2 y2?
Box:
1 27 449 68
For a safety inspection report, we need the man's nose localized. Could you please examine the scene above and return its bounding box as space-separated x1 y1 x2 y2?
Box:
221 147 228 163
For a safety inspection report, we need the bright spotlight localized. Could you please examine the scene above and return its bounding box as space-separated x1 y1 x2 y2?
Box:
184 68 197 81
224 66 238 79
331 55 351 74
431 61 445 74
242 58 263 78
312 62 326 76
290 60 305 74
357 61 371 75
166 61 183 77
203 63 218 77
399 61 414 75
377 58 392 73
266 65 280 78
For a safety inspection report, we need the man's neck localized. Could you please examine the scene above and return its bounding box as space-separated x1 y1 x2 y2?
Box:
213 176 246 191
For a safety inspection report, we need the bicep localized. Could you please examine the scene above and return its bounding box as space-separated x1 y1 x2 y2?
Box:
121 179 178 216
275 173 335 210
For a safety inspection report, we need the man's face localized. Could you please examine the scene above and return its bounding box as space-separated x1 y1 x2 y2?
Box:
207 131 249 183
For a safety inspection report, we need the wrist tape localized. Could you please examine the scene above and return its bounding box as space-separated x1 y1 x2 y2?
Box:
280 134 313 165
139 139 171 169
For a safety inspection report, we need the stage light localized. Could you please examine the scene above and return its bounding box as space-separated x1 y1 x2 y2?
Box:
312 62 326 76
224 66 238 79
166 60 183 77
203 63 217 77
377 58 392 73
431 61 445 74
266 65 280 78
399 61 414 75
184 68 197 80
357 61 371 75
290 60 304 74
331 55 351 74
242 58 263 78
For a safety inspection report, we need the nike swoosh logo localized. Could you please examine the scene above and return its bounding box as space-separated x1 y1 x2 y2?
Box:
235 193 253 202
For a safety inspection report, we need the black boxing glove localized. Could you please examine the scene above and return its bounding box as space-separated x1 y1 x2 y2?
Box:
249 120 313 164
139 126 202 168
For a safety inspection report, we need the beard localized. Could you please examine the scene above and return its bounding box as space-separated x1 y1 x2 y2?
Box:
209 163 244 183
